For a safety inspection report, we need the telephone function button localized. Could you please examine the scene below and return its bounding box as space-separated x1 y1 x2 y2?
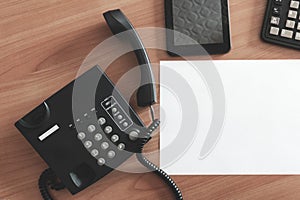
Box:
98 117 106 125
77 132 86 140
111 107 117 113
111 134 119 142
84 141 92 149
118 143 125 150
97 158 106 166
104 126 112 134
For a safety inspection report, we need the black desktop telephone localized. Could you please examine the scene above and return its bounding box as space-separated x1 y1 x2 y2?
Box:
15 9 183 200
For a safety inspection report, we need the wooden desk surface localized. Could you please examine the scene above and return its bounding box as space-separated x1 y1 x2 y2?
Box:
1 0 300 199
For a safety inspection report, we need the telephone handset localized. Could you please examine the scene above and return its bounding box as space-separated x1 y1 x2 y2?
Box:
15 9 183 200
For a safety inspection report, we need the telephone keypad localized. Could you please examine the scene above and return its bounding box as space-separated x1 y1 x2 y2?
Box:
15 66 148 194
76 105 144 169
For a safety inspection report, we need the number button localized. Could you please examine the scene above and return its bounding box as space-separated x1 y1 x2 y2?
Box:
77 132 86 140
101 142 109 150
91 149 99 157
84 141 92 149
94 133 103 141
118 143 125 150
286 20 296 29
87 125 96 133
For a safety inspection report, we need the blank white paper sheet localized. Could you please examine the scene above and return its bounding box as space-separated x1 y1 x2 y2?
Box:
160 60 300 175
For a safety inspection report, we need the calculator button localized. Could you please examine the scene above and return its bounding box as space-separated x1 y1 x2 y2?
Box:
107 150 116 159
296 33 300 40
288 10 298 19
270 26 280 35
286 20 296 29
104 126 112 134
290 1 300 9
281 29 294 38
274 0 282 5
297 23 300 30
84 141 93 149
97 158 106 166
118 143 125 150
98 117 106 125
111 134 119 142
87 125 96 133
94 133 103 141
101 142 109 150
270 16 280 25
77 132 86 140
91 149 99 157
272 7 281 15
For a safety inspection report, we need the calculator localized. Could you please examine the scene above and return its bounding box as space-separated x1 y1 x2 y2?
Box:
261 0 300 50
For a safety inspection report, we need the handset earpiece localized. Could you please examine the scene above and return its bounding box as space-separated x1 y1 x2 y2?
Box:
103 9 157 107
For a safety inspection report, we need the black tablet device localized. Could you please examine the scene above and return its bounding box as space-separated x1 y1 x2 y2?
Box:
165 0 231 56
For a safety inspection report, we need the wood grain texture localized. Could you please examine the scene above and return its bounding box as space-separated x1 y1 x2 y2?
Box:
1 0 300 199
